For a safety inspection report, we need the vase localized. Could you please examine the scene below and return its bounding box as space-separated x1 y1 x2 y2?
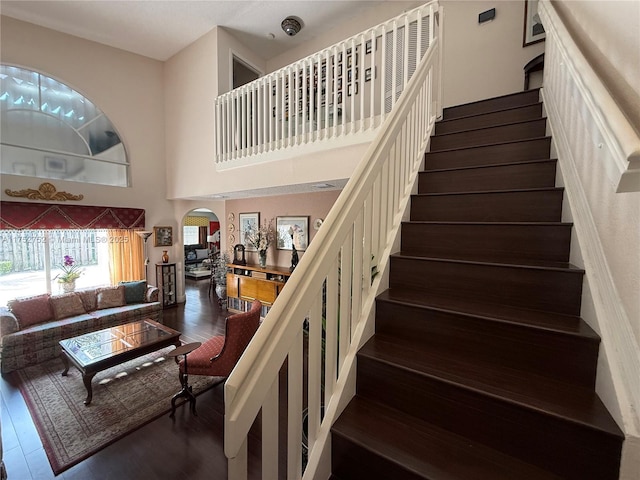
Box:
162 250 169 263
215 284 227 309
258 250 267 268
62 280 76 293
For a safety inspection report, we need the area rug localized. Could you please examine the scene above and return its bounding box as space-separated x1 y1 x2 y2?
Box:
12 347 218 475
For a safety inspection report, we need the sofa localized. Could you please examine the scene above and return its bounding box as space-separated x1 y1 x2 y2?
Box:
0 281 162 374
185 244 210 266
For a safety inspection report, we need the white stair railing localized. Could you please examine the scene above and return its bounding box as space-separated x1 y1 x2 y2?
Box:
215 3 435 169
224 3 443 479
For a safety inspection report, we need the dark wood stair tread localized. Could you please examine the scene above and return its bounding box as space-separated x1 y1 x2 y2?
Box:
432 117 548 139
423 158 556 174
377 288 598 339
414 186 564 197
333 396 562 480
438 102 542 125
392 251 584 273
425 136 550 156
359 335 623 439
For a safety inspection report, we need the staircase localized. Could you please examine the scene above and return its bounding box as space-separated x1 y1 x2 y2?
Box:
329 90 624 479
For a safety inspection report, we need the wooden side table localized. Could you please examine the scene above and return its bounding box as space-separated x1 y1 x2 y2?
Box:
168 342 201 417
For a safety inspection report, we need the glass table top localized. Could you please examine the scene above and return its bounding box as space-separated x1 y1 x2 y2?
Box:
59 320 179 367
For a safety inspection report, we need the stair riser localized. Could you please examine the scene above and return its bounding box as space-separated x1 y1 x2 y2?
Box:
431 119 547 151
425 137 552 170
389 257 583 316
435 103 543 135
419 161 557 193
357 356 622 480
375 299 598 388
401 222 571 263
443 90 540 120
331 433 426 480
410 189 564 222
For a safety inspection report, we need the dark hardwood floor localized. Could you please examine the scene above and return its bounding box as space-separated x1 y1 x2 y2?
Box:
1 278 250 480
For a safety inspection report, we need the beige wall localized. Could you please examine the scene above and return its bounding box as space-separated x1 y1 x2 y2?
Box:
225 190 340 268
441 0 545 108
0 16 175 268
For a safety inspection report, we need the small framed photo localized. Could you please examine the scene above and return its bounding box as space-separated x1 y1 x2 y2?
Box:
523 0 545 47
365 67 375 82
44 156 67 174
365 40 373 55
347 83 359 96
154 226 173 247
239 212 260 251
276 216 309 251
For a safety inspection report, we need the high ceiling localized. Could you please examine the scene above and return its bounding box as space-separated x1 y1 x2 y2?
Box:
1 0 409 61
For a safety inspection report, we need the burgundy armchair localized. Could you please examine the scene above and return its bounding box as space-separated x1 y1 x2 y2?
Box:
179 300 262 379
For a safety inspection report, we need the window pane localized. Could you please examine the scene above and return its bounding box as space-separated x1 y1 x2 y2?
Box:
183 226 200 245
0 230 47 306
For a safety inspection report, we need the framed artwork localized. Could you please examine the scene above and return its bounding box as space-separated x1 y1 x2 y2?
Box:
154 226 173 247
239 212 260 251
523 0 545 47
276 216 309 251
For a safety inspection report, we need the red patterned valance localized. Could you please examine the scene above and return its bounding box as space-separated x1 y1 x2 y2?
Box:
0 201 145 230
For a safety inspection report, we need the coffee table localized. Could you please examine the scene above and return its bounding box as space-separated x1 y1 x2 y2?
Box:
59 319 181 405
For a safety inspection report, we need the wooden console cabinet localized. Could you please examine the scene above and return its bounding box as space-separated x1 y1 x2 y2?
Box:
226 263 291 313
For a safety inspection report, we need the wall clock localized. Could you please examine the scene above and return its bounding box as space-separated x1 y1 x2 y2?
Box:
313 218 324 230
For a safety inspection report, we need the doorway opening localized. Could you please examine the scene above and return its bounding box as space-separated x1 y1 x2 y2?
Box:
233 55 260 89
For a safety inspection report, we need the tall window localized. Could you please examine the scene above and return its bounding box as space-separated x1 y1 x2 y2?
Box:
0 65 130 186
0 229 142 306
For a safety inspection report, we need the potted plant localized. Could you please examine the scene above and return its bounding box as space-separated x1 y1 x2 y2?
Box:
54 255 83 293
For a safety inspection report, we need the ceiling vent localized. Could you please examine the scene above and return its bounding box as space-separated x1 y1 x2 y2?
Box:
281 17 302 36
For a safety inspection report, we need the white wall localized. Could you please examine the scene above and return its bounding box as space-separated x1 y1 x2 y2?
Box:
217 27 266 95
441 0 545 108
0 15 177 268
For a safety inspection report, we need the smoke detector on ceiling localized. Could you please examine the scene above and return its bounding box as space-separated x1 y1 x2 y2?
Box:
281 17 302 36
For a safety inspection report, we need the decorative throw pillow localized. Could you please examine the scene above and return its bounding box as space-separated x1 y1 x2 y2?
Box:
75 288 98 312
8 293 53 329
49 293 87 320
119 280 147 304
96 285 126 310
186 250 197 260
196 248 209 259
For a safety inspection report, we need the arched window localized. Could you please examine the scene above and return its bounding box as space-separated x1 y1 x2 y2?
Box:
0 65 129 186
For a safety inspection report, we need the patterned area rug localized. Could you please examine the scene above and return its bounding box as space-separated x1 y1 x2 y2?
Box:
13 347 218 475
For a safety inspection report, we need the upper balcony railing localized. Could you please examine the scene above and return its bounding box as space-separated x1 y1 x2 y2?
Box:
214 3 435 168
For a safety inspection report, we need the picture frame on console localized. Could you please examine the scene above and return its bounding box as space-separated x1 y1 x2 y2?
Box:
239 212 260 252
154 226 173 247
276 216 309 251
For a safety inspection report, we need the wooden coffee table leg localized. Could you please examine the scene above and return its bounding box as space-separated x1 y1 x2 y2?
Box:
83 373 96 406
61 352 70 376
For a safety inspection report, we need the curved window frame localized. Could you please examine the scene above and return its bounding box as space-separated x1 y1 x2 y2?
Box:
0 64 130 187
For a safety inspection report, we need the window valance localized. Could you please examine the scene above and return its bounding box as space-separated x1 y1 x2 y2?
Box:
0 201 145 230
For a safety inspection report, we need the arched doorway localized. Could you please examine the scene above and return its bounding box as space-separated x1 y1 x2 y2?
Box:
182 208 220 281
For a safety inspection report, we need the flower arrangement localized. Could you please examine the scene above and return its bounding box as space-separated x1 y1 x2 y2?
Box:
213 252 230 285
55 255 83 283
246 219 275 255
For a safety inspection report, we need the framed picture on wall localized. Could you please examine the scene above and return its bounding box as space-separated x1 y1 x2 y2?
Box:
523 0 546 47
154 226 173 247
276 216 309 251
239 212 260 251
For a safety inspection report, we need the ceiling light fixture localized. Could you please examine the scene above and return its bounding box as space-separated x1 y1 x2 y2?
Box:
281 16 302 36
